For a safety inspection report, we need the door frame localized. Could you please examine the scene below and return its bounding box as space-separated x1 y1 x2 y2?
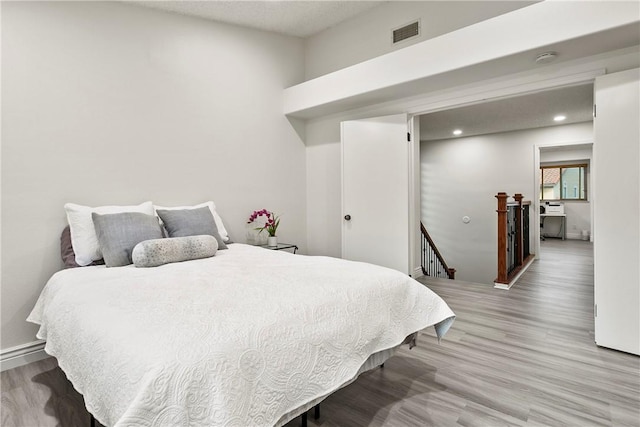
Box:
534 139 594 258
409 68 605 273
407 69 604 117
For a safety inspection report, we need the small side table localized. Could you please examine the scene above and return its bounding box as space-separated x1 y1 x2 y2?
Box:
257 242 298 254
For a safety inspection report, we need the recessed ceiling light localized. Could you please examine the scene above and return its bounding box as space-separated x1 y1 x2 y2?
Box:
453 129 463 136
554 115 566 122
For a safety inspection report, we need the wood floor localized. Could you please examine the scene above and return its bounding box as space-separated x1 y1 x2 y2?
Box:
2 239 639 426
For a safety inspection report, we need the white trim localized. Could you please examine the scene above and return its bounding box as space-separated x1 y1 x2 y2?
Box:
340 120 346 259
306 48 622 124
1 340 48 372
413 266 424 279
408 115 420 277
409 69 605 117
284 1 638 117
493 256 536 290
566 232 586 240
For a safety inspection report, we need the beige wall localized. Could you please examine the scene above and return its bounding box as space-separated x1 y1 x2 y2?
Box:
1 1 305 350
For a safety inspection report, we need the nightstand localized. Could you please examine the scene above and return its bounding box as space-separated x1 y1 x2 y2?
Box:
257 242 298 254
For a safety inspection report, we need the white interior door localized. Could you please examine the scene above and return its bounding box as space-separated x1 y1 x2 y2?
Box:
593 68 640 355
341 114 410 274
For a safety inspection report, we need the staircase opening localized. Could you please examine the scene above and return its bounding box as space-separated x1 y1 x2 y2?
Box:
420 222 455 280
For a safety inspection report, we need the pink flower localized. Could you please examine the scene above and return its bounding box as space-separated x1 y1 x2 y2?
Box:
248 209 280 236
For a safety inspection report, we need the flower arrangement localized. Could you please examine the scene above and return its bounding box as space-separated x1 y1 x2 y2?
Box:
247 209 280 237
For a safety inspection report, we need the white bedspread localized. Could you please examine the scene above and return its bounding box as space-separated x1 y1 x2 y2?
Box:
28 244 455 427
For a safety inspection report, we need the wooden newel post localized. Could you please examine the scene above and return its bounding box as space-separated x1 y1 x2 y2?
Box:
495 192 509 284
513 193 524 268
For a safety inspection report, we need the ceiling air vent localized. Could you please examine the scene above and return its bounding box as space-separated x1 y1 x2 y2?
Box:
392 20 420 44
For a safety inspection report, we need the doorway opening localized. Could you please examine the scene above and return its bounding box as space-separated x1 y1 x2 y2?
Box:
538 144 593 245
417 83 594 285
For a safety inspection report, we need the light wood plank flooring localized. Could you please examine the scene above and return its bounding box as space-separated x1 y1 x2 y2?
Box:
3 239 639 426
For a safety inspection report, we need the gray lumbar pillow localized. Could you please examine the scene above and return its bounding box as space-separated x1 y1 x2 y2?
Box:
156 206 228 250
132 235 218 268
92 212 164 267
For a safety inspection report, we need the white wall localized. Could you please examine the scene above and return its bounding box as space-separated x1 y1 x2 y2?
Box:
1 2 305 351
540 146 593 239
304 1 535 80
420 123 593 285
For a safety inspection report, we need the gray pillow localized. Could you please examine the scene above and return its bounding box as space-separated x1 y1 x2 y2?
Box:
156 207 228 250
132 235 218 268
92 212 164 267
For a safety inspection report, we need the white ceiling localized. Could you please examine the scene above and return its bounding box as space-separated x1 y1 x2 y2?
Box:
129 0 385 38
420 84 594 141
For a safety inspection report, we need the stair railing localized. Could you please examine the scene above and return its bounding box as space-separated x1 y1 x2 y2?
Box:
420 222 455 280
495 192 533 285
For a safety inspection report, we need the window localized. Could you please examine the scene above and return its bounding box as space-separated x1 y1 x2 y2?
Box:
540 164 587 201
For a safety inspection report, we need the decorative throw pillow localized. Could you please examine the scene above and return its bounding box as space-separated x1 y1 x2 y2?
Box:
156 207 228 250
132 235 218 268
60 226 104 268
154 201 232 243
92 212 164 267
65 201 155 266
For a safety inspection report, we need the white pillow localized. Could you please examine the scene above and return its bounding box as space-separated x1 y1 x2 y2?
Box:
65 201 155 266
154 201 230 243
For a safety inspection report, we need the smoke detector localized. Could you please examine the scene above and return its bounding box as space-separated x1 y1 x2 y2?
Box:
535 51 558 64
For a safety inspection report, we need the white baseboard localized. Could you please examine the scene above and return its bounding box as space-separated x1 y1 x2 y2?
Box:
494 256 536 290
412 267 424 278
1 340 48 372
493 282 511 290
543 232 589 240
566 232 589 240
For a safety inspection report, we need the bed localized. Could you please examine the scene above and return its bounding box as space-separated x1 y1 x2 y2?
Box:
28 203 455 427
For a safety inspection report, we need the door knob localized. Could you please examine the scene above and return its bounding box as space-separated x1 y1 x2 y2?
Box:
344 214 351 221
